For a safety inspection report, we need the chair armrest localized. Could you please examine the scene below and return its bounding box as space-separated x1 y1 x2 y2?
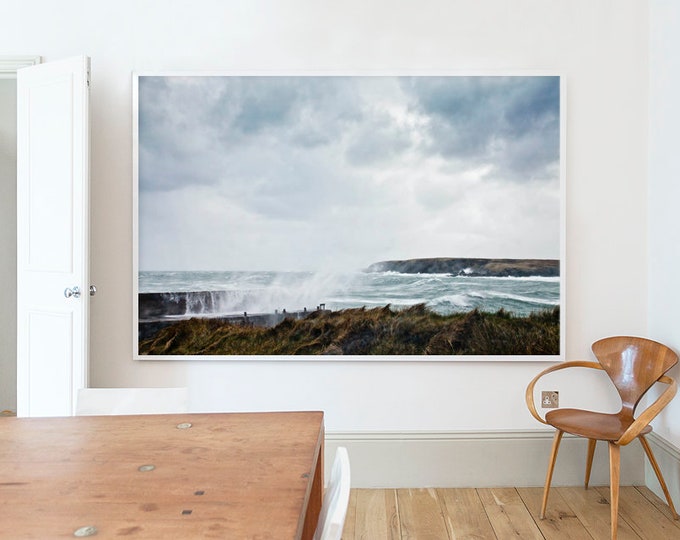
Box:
525 361 603 424
617 375 677 446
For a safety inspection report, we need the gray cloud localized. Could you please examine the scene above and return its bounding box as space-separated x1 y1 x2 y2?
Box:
137 75 562 271
345 109 413 166
138 76 366 193
402 76 560 181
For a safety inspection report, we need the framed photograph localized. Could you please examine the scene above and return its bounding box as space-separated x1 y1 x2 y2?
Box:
133 73 565 361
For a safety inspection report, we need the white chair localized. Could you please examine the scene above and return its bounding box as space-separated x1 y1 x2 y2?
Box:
314 447 351 540
76 387 189 415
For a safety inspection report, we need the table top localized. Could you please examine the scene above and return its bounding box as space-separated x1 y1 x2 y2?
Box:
0 411 324 539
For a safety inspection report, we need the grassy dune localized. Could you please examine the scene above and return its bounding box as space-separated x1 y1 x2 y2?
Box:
139 304 560 356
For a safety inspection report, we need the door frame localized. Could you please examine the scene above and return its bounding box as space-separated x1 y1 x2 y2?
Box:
0 56 40 414
0 56 42 78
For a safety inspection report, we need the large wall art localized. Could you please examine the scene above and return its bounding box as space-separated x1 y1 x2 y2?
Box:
133 74 565 360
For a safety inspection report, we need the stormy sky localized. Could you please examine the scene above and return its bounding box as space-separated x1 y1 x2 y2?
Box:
137 75 561 272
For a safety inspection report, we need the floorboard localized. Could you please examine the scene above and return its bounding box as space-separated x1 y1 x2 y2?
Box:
517 486 593 539
477 487 544 540
550 486 641 540
341 486 679 539
635 485 680 528
352 489 400 540
596 486 679 540
397 488 450 540
438 487 496 539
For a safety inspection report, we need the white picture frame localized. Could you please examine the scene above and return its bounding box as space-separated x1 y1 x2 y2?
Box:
133 72 566 362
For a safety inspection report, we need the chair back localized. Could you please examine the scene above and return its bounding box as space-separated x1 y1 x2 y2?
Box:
592 336 678 417
313 447 351 540
76 387 189 415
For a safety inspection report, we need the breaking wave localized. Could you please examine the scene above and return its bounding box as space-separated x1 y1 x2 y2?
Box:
139 269 560 320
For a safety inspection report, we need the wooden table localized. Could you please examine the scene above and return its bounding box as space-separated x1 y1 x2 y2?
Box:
0 411 324 539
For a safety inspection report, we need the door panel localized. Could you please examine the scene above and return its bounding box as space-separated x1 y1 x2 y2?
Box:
27 74 74 271
17 56 90 417
28 311 73 414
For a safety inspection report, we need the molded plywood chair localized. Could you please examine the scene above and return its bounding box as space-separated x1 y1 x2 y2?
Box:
313 447 351 540
76 387 189 415
526 336 679 540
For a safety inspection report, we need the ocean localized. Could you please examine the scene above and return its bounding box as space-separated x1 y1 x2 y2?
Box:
138 270 559 319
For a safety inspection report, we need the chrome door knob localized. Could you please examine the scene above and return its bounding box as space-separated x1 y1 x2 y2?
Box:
89 285 97 296
64 286 81 299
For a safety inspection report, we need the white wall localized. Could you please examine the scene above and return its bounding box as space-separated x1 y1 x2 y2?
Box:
0 78 17 412
649 0 680 447
0 0 650 433
646 0 680 504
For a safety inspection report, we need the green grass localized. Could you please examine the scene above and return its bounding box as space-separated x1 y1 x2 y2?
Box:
139 304 560 356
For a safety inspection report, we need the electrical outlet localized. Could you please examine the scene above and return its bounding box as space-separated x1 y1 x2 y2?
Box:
541 390 559 408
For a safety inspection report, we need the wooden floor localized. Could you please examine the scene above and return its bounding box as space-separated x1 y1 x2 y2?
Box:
342 486 680 539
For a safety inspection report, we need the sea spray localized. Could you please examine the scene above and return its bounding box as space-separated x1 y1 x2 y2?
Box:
138 270 559 319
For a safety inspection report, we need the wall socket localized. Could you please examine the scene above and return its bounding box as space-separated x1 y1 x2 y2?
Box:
541 391 559 408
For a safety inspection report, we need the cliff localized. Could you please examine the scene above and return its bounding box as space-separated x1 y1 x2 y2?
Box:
365 257 559 277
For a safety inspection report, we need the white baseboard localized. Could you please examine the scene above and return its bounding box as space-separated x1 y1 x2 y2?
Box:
645 433 680 508
325 430 644 489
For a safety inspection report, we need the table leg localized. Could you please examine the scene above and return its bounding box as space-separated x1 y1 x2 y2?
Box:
301 431 324 539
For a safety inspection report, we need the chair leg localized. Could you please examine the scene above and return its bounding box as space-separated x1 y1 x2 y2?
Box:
585 438 597 489
639 434 679 520
608 442 620 540
540 429 564 519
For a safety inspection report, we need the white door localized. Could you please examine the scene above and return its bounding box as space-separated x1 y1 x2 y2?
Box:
16 56 90 417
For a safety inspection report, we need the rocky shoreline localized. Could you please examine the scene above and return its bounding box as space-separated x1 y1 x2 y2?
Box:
138 305 322 341
365 257 559 277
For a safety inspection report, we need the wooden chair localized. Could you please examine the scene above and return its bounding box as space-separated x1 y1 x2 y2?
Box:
526 336 679 540
313 447 351 540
